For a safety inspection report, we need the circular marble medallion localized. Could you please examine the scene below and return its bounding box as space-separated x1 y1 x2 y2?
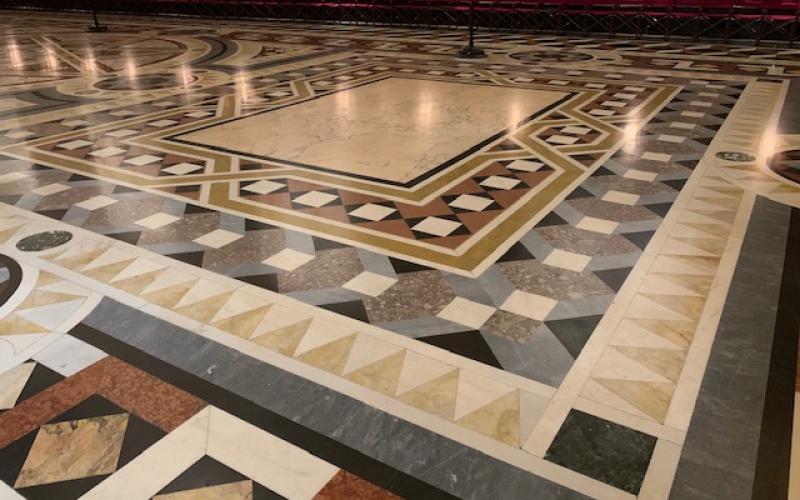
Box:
715 151 756 162
767 149 800 186
509 50 594 63
94 73 196 91
16 230 73 252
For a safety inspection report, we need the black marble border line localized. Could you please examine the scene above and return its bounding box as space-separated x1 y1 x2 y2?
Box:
68 319 456 500
75 297 588 500
167 75 577 188
0 254 23 306
751 206 800 500
669 196 792 500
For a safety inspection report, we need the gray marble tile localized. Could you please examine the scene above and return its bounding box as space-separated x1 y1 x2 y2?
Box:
83 297 588 500
670 197 792 500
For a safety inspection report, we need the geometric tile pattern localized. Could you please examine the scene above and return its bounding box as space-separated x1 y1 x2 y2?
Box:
0 12 797 500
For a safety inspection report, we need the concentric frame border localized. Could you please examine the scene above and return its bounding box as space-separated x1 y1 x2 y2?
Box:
2 58 680 276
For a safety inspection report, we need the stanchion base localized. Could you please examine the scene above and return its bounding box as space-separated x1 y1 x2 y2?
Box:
458 45 486 59
87 25 108 32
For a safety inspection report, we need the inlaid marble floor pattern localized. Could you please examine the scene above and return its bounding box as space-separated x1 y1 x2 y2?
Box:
0 11 798 500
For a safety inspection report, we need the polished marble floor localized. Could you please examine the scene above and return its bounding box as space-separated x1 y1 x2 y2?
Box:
0 11 798 500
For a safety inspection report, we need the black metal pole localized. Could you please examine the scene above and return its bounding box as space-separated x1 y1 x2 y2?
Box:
458 0 485 58
87 2 108 32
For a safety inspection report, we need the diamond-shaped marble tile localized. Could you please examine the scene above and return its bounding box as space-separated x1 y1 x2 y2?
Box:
349 203 397 221
437 297 496 329
193 229 243 249
343 271 397 297
449 194 494 212
75 195 118 211
105 129 138 138
147 119 178 128
412 217 462 237
124 154 162 166
89 147 126 158
293 191 338 208
135 213 180 230
56 139 92 150
162 163 204 175
263 248 315 271
242 180 284 195
15 414 128 488
480 176 521 190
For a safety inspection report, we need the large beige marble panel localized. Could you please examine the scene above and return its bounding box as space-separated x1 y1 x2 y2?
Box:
179 78 568 183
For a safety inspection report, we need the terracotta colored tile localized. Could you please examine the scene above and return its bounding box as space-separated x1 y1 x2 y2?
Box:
313 470 400 500
0 356 205 449
91 357 206 432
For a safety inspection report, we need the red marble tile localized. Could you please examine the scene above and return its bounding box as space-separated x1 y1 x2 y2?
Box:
313 470 400 500
0 356 205 449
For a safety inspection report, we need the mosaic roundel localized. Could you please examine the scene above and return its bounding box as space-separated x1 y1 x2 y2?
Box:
95 73 197 91
509 50 594 63
768 149 800 186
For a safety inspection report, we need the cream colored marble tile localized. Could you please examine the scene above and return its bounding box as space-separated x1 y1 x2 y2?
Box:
436 297 496 329
135 213 180 230
75 196 118 211
342 271 397 297
657 134 685 144
642 151 672 163
480 175 521 190
207 408 338 498
507 160 544 172
31 184 70 196
602 190 640 206
411 216 462 237
88 147 126 158
500 290 557 321
576 216 619 234
162 163 203 175
179 78 566 183
56 139 92 150
124 154 162 166
242 179 284 195
348 203 396 221
292 190 338 208
193 229 242 249
623 169 658 182
0 362 34 409
449 194 494 212
542 248 591 272
263 248 315 271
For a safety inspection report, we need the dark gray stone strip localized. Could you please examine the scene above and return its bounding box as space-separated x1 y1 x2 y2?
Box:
670 196 792 500
80 297 587 500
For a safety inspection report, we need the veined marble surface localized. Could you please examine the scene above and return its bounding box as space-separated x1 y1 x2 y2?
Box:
180 78 568 182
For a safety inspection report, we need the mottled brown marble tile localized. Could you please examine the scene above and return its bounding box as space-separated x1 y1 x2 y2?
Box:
35 185 112 211
363 270 455 323
277 247 363 292
537 225 639 257
590 176 677 196
138 212 221 245
498 260 612 300
203 228 286 268
83 198 166 227
567 198 659 223
313 470 400 500
481 309 541 342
